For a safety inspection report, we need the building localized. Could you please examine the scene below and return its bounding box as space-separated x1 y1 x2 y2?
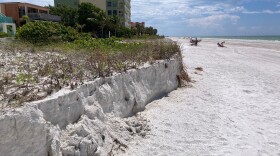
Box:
54 0 106 10
0 11 16 36
54 0 131 28
130 22 145 28
0 2 60 26
106 0 131 28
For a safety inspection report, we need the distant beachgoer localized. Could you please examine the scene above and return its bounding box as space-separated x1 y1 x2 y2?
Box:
217 41 226 47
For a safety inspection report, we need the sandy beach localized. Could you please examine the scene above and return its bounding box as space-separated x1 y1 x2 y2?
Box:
117 38 280 155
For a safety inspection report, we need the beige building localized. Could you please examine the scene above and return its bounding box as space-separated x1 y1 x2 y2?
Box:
54 0 106 10
80 0 106 10
106 0 131 28
54 0 131 28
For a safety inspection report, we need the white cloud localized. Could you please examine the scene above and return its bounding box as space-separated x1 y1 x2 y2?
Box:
131 0 244 21
228 6 246 13
186 14 240 28
263 10 275 14
243 9 280 14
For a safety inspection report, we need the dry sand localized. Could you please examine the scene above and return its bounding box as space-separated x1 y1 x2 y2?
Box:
117 38 280 155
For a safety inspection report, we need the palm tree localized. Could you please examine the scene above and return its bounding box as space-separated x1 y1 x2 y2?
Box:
136 23 144 36
21 15 30 24
75 23 85 33
87 10 107 37
110 15 121 36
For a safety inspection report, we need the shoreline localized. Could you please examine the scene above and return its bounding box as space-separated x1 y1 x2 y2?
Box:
200 37 280 43
174 36 280 43
169 37 280 52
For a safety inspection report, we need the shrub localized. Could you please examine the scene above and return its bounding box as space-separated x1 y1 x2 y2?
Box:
16 21 79 44
0 32 10 38
117 26 133 38
60 25 79 42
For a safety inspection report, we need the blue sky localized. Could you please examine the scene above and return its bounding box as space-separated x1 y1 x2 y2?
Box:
1 0 280 36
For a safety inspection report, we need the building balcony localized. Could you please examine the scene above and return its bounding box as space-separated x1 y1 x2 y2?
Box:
28 13 61 22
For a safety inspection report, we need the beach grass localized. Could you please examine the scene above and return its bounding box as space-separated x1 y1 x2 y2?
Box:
0 38 182 107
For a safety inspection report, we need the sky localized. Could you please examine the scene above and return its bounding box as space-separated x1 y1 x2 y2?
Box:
1 0 280 36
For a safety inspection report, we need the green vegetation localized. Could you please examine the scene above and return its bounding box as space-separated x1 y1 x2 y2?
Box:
49 4 78 27
0 38 182 107
16 21 79 44
0 3 189 107
21 15 30 24
0 32 10 38
49 3 158 38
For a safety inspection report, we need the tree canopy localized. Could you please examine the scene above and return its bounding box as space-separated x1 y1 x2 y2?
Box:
49 3 158 38
49 4 78 27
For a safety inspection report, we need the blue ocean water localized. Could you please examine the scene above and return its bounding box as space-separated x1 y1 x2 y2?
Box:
196 36 280 41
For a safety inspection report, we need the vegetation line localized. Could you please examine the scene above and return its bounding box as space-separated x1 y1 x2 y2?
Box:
0 3 188 108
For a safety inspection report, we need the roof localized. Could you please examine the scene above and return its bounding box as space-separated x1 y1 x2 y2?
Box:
0 2 49 9
0 13 14 24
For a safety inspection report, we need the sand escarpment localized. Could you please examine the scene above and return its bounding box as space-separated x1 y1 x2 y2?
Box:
0 55 181 156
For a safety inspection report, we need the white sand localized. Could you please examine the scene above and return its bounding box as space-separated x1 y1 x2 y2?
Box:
118 38 280 155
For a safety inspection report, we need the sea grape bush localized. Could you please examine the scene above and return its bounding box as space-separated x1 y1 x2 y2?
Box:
16 21 79 44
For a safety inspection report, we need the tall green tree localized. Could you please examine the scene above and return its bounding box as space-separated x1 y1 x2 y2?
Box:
117 26 133 38
144 26 158 35
21 15 30 24
109 15 121 36
78 2 107 36
49 4 78 27
153 28 158 35
94 10 108 38
136 23 145 36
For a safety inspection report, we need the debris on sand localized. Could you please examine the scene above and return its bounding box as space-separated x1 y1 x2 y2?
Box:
195 67 203 71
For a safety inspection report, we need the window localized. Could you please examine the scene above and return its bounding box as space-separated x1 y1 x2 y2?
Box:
27 7 38 14
113 10 117 15
108 10 112 15
18 6 25 18
39 10 48 14
107 2 112 7
112 2 118 7
119 11 123 16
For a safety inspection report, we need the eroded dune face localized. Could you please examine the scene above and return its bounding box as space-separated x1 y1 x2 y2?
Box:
0 57 180 156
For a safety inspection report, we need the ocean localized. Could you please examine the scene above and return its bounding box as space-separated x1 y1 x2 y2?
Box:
195 36 280 41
